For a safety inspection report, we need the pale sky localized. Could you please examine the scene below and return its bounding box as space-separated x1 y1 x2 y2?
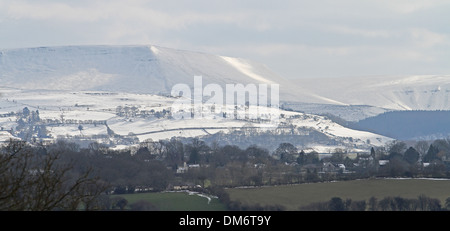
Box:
1 0 449 79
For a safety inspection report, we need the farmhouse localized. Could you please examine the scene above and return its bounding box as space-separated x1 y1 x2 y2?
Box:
176 162 201 174
322 162 346 173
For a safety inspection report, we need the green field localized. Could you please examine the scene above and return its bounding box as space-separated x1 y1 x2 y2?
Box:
226 178 450 210
115 191 227 211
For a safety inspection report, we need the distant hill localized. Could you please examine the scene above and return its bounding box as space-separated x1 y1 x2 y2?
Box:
356 110 450 140
294 75 450 111
3 45 449 116
0 89 392 150
0 45 333 104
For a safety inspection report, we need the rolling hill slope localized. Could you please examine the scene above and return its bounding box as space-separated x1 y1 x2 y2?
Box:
0 45 336 104
0 88 392 151
294 75 450 111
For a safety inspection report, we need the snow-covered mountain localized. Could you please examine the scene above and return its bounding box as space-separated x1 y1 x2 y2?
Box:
0 45 335 104
2 45 448 114
294 75 450 111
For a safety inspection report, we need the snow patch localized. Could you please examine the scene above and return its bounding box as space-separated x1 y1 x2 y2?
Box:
221 56 275 84
150 45 159 55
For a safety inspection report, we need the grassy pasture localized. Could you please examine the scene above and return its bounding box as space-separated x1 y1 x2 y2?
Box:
115 191 227 211
226 178 450 210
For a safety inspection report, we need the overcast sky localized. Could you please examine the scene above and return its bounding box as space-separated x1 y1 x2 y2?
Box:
1 0 449 79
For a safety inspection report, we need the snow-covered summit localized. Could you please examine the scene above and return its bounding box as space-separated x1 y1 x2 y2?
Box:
0 45 326 103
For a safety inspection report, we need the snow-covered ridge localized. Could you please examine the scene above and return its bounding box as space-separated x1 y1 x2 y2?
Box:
2 45 449 113
0 45 325 104
294 75 450 111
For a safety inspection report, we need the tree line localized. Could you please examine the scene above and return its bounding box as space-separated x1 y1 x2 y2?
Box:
299 195 449 211
0 140 107 211
2 137 450 210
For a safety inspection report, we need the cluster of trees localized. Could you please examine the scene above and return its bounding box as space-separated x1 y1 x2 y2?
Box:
371 140 450 178
83 137 450 190
115 106 171 119
10 137 450 195
299 195 449 211
0 140 106 211
15 107 48 140
3 135 450 211
64 138 281 189
14 107 110 142
210 187 450 211
265 139 450 180
51 140 173 192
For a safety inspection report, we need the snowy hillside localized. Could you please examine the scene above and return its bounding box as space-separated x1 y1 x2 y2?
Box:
2 45 449 119
0 88 392 151
0 45 332 104
281 102 391 122
294 75 450 111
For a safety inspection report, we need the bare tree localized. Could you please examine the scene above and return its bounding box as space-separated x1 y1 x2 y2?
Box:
414 141 429 160
0 140 107 211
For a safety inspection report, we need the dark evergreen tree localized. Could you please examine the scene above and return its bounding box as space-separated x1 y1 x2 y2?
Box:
404 147 420 165
188 148 200 164
370 147 376 157
304 151 320 165
297 150 306 165
423 144 439 162
275 143 297 163
328 197 345 211
389 141 407 155
22 107 30 117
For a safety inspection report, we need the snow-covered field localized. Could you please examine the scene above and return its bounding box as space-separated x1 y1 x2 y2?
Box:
0 88 392 150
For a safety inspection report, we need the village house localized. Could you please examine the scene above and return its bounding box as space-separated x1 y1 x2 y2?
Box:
322 162 346 173
176 162 189 174
176 162 201 174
